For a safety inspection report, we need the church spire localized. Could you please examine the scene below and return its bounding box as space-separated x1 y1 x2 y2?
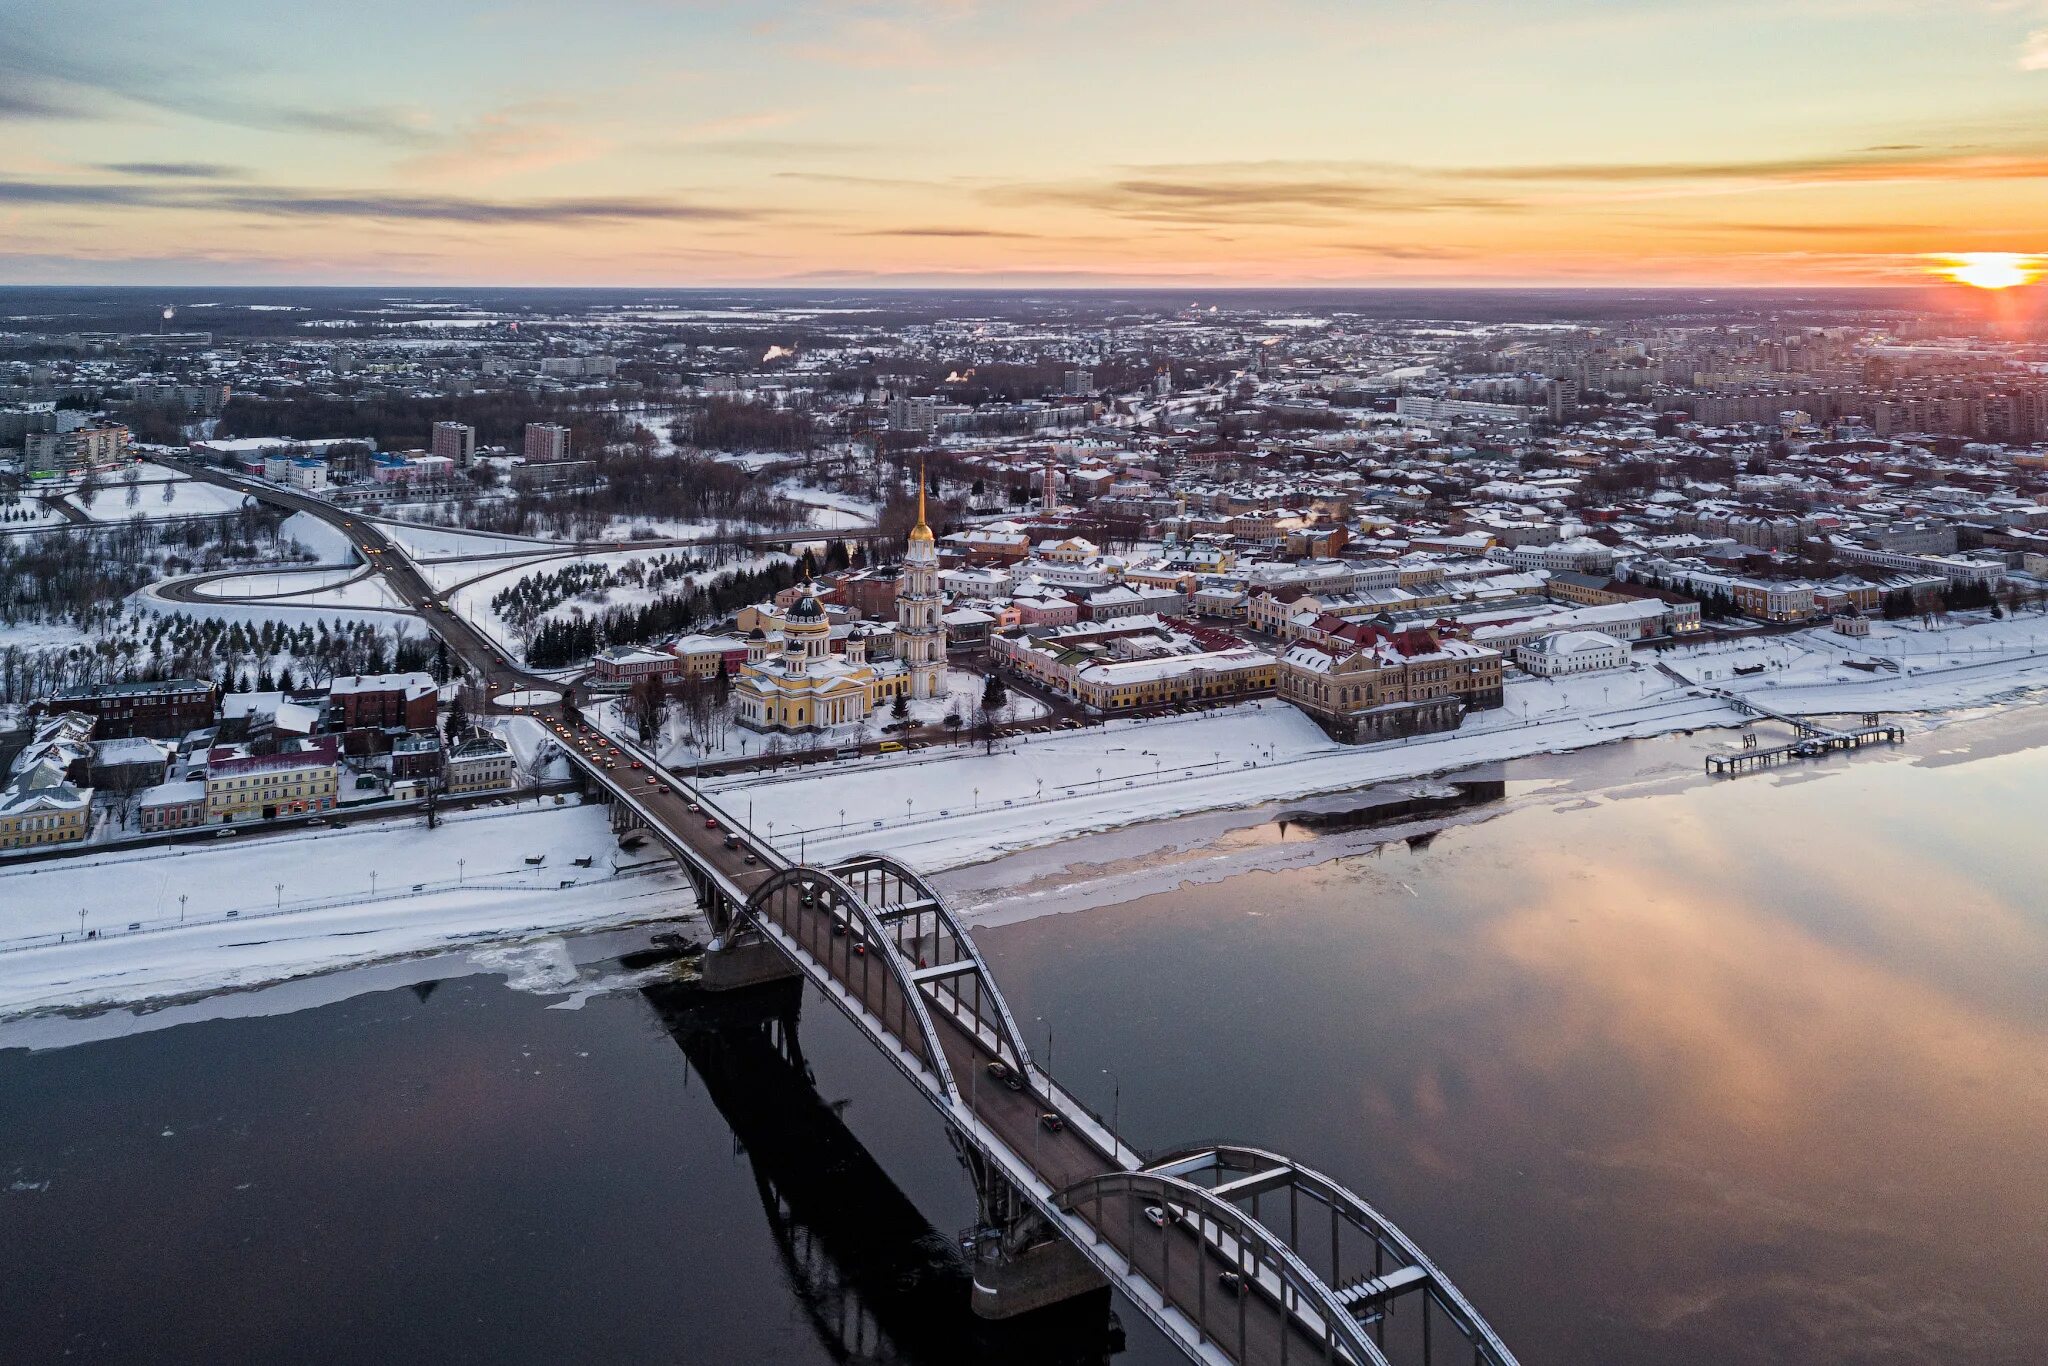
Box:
909 456 933 547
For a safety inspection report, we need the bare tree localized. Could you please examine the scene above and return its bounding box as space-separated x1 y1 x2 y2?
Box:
629 673 669 743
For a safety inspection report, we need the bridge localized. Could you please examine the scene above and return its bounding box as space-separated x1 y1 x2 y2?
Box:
181 460 1521 1366
583 717 1518 1366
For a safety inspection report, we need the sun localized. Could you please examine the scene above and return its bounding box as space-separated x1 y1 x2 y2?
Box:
1933 253 2041 290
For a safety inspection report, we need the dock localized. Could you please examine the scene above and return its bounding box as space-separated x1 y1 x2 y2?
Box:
1704 693 1905 775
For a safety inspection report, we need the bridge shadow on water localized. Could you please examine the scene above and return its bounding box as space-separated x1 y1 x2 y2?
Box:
640 974 1125 1366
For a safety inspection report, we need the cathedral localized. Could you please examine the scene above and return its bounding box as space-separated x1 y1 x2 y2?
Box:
732 471 947 733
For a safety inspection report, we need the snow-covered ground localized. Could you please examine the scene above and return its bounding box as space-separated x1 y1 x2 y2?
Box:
129 579 424 633
281 511 359 565
66 465 253 521
0 499 74 528
373 520 565 559
445 547 790 664
597 516 724 541
773 480 880 530
186 566 363 598
0 802 693 1018
0 622 92 651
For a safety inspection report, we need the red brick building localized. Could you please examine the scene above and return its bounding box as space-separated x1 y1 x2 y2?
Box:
329 673 439 731
42 678 217 740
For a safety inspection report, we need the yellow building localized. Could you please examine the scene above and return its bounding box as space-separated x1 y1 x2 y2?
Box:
733 596 911 733
0 761 93 850
204 739 340 822
1072 646 1277 711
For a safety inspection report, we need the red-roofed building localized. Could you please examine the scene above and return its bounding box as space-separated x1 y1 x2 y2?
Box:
204 737 340 822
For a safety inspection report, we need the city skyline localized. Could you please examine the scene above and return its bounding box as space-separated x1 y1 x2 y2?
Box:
5 0 2048 288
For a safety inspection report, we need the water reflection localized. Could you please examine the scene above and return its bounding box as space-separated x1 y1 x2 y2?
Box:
978 733 2048 1366
639 975 1123 1366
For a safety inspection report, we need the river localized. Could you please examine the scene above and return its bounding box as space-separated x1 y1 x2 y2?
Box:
5 708 2046 1365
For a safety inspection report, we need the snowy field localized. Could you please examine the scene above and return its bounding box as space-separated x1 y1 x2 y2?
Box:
374 520 566 559
0 802 694 1018
187 565 364 598
130 579 424 633
597 516 725 541
773 480 880 530
446 547 790 664
0 499 74 528
281 511 359 565
66 465 253 521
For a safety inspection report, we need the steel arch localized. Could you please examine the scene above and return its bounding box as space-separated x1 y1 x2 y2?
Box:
740 864 961 1104
832 851 1039 1078
1141 1145 1519 1366
1056 1168 1394 1366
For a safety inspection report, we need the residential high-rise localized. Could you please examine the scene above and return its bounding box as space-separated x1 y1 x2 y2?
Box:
432 421 476 466
522 422 571 463
895 465 946 700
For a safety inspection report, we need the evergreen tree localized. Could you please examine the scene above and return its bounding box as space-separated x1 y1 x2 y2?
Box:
891 692 910 722
444 695 470 743
980 673 1008 714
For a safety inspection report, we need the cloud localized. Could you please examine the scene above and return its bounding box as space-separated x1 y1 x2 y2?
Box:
1451 145 2048 184
397 109 608 182
981 175 1520 225
0 84 88 121
2023 26 2048 69
94 162 242 180
856 225 1043 238
0 177 763 226
0 23 434 147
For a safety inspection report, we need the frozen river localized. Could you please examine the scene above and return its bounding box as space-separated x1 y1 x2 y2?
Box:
5 707 2047 1364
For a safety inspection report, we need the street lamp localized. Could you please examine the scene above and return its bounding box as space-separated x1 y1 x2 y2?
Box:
458 858 466 886
275 882 284 912
1102 1067 1122 1164
370 869 379 897
179 894 188 925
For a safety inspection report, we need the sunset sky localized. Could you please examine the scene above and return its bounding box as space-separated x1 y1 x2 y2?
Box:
4 0 2047 286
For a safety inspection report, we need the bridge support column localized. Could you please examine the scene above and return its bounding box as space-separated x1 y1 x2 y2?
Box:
700 937 799 991
969 1237 1107 1321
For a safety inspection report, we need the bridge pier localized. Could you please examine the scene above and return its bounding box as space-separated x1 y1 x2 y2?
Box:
956 1139 1107 1320
701 937 800 991
969 1236 1108 1321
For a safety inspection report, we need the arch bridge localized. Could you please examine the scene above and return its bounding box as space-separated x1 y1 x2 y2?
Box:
580 724 1519 1366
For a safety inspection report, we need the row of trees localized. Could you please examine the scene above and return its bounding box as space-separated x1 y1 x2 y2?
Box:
0 512 305 635
490 552 706 633
0 612 427 706
522 556 815 668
